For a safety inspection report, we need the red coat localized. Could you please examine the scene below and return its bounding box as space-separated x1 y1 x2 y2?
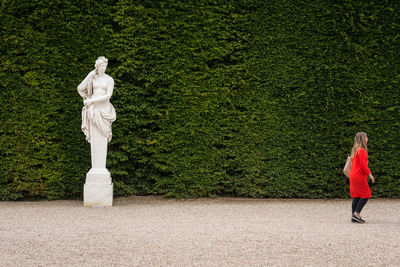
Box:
349 148 372 198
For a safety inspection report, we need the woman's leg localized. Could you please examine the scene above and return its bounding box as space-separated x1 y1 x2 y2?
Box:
355 198 369 214
352 198 360 215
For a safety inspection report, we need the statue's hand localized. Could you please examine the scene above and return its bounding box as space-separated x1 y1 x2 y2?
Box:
84 99 92 106
89 70 96 77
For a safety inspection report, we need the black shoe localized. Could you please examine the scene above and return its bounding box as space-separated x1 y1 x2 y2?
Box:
352 214 365 223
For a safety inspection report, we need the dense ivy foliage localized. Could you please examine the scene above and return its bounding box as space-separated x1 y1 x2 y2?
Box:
1 0 399 200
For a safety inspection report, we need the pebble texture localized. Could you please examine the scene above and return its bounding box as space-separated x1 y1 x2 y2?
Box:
0 197 399 266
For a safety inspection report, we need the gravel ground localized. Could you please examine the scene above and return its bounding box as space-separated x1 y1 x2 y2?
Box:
0 197 399 266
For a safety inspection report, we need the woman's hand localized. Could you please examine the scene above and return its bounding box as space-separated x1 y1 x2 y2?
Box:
369 174 375 183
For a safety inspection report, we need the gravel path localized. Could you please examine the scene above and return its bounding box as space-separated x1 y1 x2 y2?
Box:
1 197 399 266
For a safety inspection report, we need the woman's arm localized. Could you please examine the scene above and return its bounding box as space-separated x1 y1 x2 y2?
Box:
359 148 375 183
358 148 371 175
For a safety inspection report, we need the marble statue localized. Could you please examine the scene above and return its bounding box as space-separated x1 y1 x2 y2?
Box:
77 56 116 207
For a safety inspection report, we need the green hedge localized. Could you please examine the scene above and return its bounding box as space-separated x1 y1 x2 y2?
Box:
1 0 399 200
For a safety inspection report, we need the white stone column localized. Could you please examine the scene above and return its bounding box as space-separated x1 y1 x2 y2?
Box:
84 121 113 207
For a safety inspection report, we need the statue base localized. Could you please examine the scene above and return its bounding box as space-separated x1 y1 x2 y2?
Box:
84 168 113 207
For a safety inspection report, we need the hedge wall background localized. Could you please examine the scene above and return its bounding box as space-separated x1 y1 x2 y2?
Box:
1 0 399 200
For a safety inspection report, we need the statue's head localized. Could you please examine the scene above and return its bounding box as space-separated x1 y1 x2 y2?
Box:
95 56 108 74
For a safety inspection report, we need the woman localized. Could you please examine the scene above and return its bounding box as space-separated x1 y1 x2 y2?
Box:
349 132 375 223
77 56 116 144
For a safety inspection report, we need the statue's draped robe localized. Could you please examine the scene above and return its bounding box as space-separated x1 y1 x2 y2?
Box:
78 77 116 143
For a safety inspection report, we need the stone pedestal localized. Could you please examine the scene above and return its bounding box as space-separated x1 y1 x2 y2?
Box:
83 121 113 207
84 168 113 207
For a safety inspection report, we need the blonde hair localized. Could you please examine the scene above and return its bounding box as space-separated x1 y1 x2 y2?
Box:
350 132 368 158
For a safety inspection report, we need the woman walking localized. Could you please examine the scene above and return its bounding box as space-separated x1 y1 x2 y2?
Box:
349 132 375 223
